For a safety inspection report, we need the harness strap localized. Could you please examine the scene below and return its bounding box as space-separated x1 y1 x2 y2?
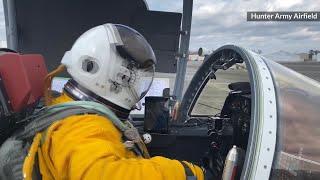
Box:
22 133 42 180
17 101 149 158
181 161 197 180
1 101 150 180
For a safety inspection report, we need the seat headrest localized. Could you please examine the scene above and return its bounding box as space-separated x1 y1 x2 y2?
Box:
228 82 251 92
0 53 48 112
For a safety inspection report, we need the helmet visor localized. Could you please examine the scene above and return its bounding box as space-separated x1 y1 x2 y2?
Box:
134 66 154 100
113 24 156 69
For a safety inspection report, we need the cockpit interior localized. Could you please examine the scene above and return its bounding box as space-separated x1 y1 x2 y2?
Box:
136 50 253 179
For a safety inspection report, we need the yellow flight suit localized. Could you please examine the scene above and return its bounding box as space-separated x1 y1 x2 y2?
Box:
23 93 204 180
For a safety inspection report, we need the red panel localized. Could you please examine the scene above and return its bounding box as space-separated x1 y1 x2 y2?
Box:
21 54 48 105
0 53 47 112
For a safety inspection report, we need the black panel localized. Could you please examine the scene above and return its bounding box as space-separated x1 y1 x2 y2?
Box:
142 34 179 52
154 50 177 73
4 0 181 74
131 11 181 73
144 96 169 133
147 132 210 164
132 11 181 35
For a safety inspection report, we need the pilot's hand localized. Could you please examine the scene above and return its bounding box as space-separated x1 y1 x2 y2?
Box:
201 143 224 179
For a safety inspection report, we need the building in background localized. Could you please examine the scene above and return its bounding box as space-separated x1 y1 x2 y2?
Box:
309 50 320 62
298 53 310 62
188 49 320 63
297 50 320 62
188 52 205 61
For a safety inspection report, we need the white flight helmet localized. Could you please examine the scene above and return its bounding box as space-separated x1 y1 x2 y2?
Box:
61 23 156 118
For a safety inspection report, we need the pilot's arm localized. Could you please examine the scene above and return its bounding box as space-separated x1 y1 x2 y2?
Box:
38 114 204 180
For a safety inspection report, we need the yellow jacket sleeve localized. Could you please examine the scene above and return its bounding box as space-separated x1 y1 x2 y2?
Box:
38 114 204 180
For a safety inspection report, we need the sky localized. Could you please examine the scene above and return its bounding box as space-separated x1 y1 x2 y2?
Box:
146 0 320 54
0 1 318 54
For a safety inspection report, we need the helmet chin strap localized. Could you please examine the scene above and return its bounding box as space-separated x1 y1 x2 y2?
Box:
63 79 131 119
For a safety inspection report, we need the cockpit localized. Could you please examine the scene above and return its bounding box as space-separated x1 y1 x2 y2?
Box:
137 48 253 179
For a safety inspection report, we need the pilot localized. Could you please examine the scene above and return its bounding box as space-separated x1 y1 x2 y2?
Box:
2 24 205 180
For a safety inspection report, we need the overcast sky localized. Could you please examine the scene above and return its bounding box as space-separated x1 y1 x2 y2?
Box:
0 1 318 54
146 0 320 54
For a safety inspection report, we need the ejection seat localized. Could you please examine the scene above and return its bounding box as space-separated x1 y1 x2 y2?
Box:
0 49 47 144
220 82 251 117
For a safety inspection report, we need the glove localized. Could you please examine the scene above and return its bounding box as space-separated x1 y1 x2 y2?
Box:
201 146 224 179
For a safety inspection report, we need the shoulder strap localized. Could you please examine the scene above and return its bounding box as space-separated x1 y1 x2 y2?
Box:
181 161 197 180
0 101 150 180
16 101 126 139
16 101 150 158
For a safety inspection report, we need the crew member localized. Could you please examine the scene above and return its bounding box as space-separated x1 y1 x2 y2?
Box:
2 24 204 180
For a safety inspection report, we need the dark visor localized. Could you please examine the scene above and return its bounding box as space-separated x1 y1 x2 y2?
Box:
114 24 156 69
